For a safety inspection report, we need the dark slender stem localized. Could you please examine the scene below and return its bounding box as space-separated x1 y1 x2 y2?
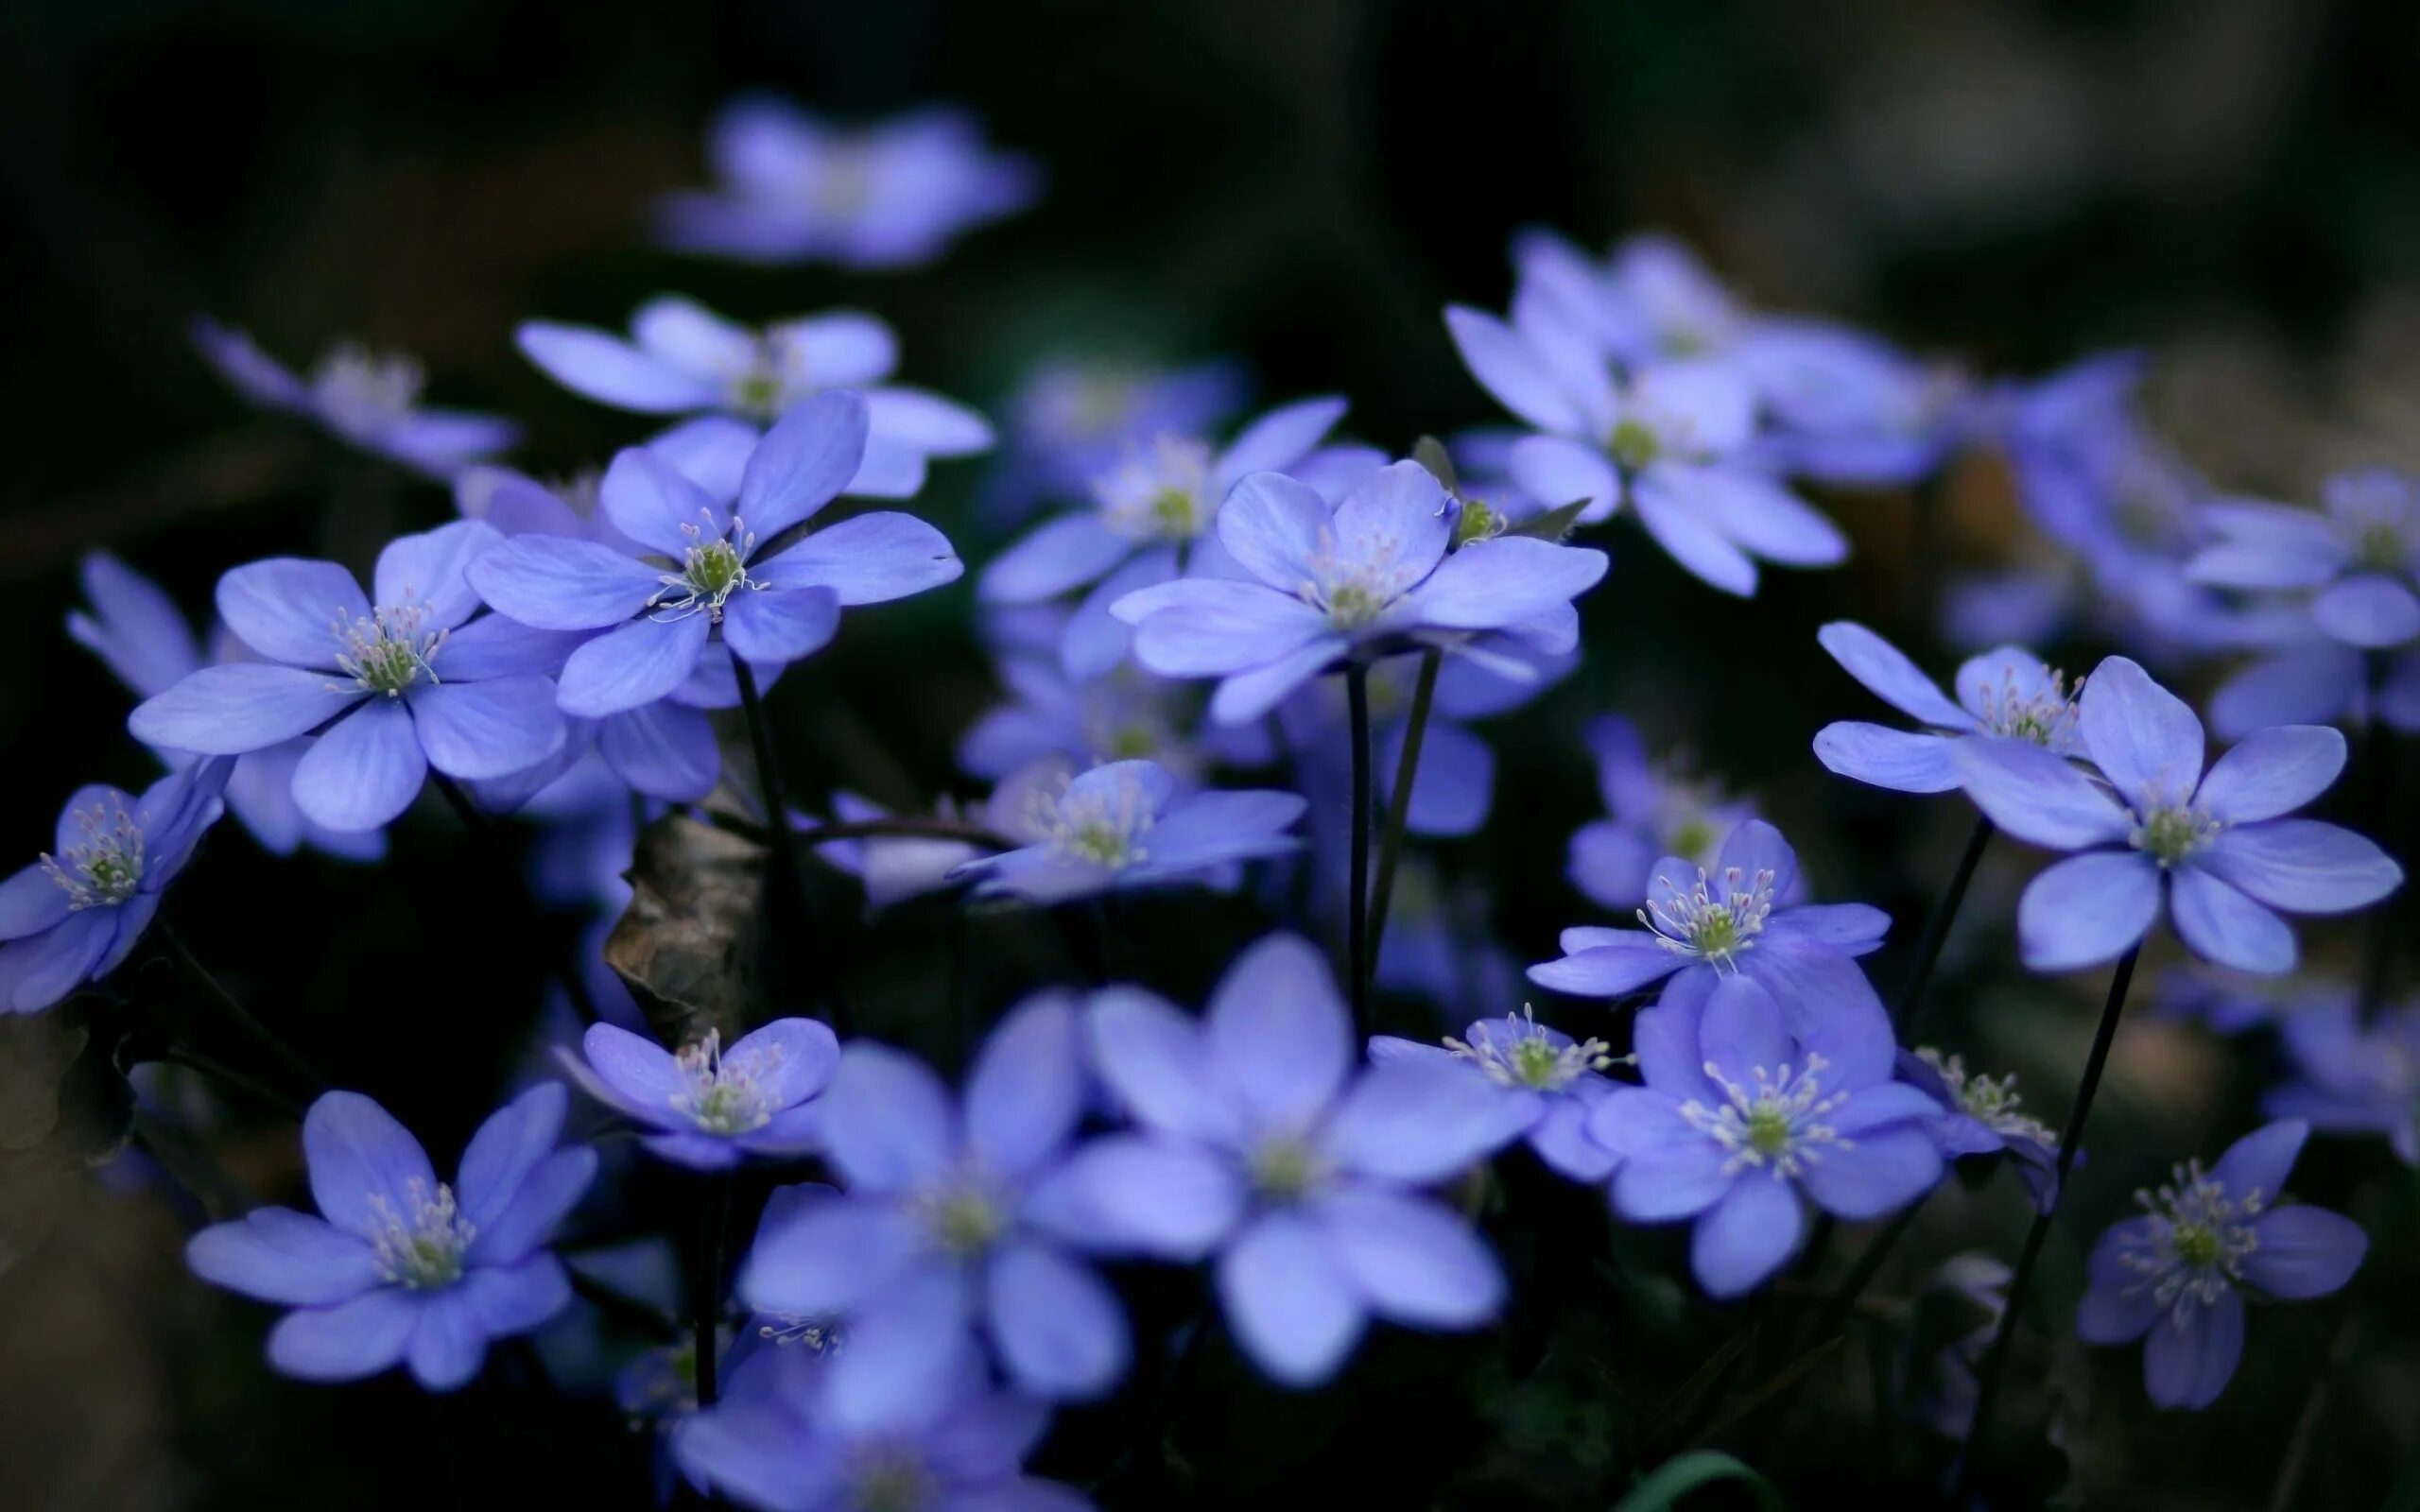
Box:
159 921 323 1098
2360 651 2396 1023
1810 1200 1926 1346
1949 945 2140 1505
732 660 849 1033
2266 1301 2352 1512
158 1048 307 1119
429 773 602 1027
692 1172 732 1407
566 1266 681 1342
793 816 1014 849
1895 816 1994 1038
1365 648 1441 973
1344 663 1373 1036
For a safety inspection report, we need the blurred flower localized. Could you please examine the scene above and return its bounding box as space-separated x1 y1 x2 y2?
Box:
1112 460 1606 723
1897 1047 2060 1211
806 791 994 912
983 356 1248 526
2151 962 2348 1036
1912 1253 2011 1440
1956 656 2399 973
1813 622 2081 795
562 1020 837 1170
128 521 572 833
949 758 1303 906
2077 1120 2364 1409
1066 934 1509 1385
2266 996 2420 1164
186 1085 596 1392
192 319 517 478
1369 1006 1621 1181
516 297 992 499
1590 975 1943 1297
1568 714 1757 910
0 762 227 1013
656 98 1038 268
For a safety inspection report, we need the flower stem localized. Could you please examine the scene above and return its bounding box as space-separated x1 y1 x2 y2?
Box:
428 773 603 1028
1365 648 1441 976
2265 1299 2352 1512
691 1171 732 1407
2360 651 2397 1022
1949 943 2139 1504
731 660 851 1034
159 919 323 1100
1809 1199 1926 1346
1344 662 1373 1037
1895 816 1993 1038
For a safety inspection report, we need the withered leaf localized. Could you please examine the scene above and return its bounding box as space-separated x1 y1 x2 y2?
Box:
0 1015 89 1152
604 814 764 1050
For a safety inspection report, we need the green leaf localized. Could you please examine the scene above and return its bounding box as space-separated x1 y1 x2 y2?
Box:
1612 1451 1786 1512
1411 435 1458 492
1507 497 1593 541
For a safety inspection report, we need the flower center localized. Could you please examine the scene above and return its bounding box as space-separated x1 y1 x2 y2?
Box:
1030 770 1155 869
2356 520 2411 574
310 343 424 436
649 511 763 625
41 799 147 909
671 1030 776 1136
1294 520 1423 632
2118 1158 2263 1316
1680 1054 1849 1177
1249 1136 1326 1201
1608 418 1661 472
1446 1005 1614 1091
1452 499 1507 548
1972 665 2078 746
920 1184 1005 1257
1095 436 1212 541
368 1178 475 1290
1914 1048 2059 1146
1638 865 1774 968
2130 803 2219 868
333 602 445 696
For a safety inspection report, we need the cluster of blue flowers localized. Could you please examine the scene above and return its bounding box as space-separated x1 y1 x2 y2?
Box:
18 92 2412 1508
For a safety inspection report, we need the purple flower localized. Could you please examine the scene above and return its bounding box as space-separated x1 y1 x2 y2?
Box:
1568 713 1757 910
949 759 1305 906
1588 976 1945 1297
958 611 1266 784
2077 1120 2365 1409
192 319 517 478
127 521 572 833
2152 962 2346 1036
1896 1048 2060 1212
1368 1007 1619 1181
466 392 961 719
1110 460 1606 723
0 764 227 1014
806 792 994 912
655 98 1039 269
2204 632 2420 739
983 356 1248 526
562 1020 838 1170
516 297 992 500
2187 469 2420 650
69 552 385 861
740 994 1130 1401
186 1085 596 1391
1955 656 2401 973
1813 622 2083 795
1067 934 1509 1385
2266 996 2420 1165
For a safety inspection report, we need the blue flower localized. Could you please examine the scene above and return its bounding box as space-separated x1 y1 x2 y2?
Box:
2204 627 2420 740
1568 714 1757 910
2151 962 2347 1036
983 355 1249 526
2266 996 2420 1165
186 1085 596 1391
69 552 385 861
0 764 227 1013
562 1020 838 1170
1066 934 1510 1385
1895 1048 2061 1212
740 994 1130 1401
516 297 993 499
807 791 995 912
1369 1006 1620 1181
192 320 518 479
466 392 961 718
1111 459 1606 723
949 759 1304 906
655 97 1039 269
1813 622 2083 795
1588 975 1945 1297
1955 656 2401 973
127 521 573 833
2076 1120 2365 1409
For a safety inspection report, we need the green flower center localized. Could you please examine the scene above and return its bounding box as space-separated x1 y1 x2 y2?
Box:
1609 418 1660 472
1105 723 1159 761
1452 500 1506 548
2132 804 2217 867
1744 1105 1796 1159
335 603 445 696
688 540 747 597
1324 581 1383 629
1250 1137 1323 1201
926 1190 1005 1256
1509 1039 1564 1088
852 1457 931 1512
2356 521 2410 573
734 369 786 419
2170 1223 2222 1269
1149 485 1199 538
1666 816 1716 867
368 1179 475 1291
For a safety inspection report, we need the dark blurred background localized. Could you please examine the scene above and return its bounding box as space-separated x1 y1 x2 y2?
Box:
4 2 2418 1508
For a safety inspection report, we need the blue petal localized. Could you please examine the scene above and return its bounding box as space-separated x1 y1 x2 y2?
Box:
1217 472 1335 590
1216 1212 1366 1387
1690 1176 1802 1298
1955 737 2131 850
2169 868 2295 974
598 701 721 801
130 664 364 757
292 701 427 833
302 1091 439 1242
454 1081 570 1232
465 535 660 630
409 676 566 780
822 1044 959 1193
602 449 729 559
2310 573 2420 649
1314 1185 1503 1328
2193 726 2344 824
2079 655 2204 813
1813 723 1962 793
1205 934 1350 1131
978 514 1129 604
517 321 717 414
963 992 1083 1181
756 513 961 606
266 1288 419 1383
721 585 840 664
2198 820 2402 914
983 1242 1128 1400
2142 1291 2242 1409
738 390 872 541
1816 622 1972 729
557 615 712 718
1397 536 1609 632
186 1208 380 1305
2016 851 2162 972
406 1290 490 1391
216 558 368 670
376 520 500 630
2238 1205 2366 1298
1443 305 1584 436
69 552 201 697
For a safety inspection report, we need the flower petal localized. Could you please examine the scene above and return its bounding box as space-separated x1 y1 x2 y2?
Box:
465 536 661 630
216 558 368 669
1526 935 1679 998
1508 434 1619 522
1217 471 1335 590
517 321 717 413
406 1291 491 1391
2169 868 2295 975
2142 1291 2243 1409
375 521 499 629
984 1242 1128 1400
1816 622 1972 729
1812 723 1962 793
2209 1118 2308 1202
1321 1060 1525 1182
1955 736 2132 850
2016 850 2162 972
1214 396 1348 487
454 1082 570 1231
187 1209 379 1305
978 513 1128 604
1216 1212 1367 1387
1039 1133 1245 1259
266 1288 420 1382
1690 1176 1803 1298
1797 1125 1942 1220
2199 820 2402 915
2193 726 2345 824
302 1091 438 1243
292 701 426 832
408 676 567 780
1634 471 1757 596
738 390 872 541
130 664 364 757
597 701 721 802
720 585 840 664
755 512 962 606
2080 655 2205 812
1685 468 1844 566
1085 988 1238 1144
1204 933 1350 1132
557 615 712 718
1315 1186 1502 1329
2239 1206 2366 1299
739 1191 926 1317
1443 305 1583 436
964 992 1083 1181
2310 573 2420 649
821 1043 959 1193
1394 536 1609 632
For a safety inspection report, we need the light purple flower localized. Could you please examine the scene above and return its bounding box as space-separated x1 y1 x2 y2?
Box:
983 356 1248 526
186 1085 596 1391
1896 1048 2060 1212
1955 656 2400 973
127 521 571 833
1110 459 1606 723
656 98 1039 269
948 759 1305 906
2204 631 2420 739
1066 934 1509 1386
1588 975 1945 1297
1369 1007 1619 1181
2187 469 2420 650
2077 1120 2365 1409
192 319 517 478
2266 996 2420 1165
562 1019 838 1170
1812 622 2084 795
1568 713 1757 910
740 994 1130 1401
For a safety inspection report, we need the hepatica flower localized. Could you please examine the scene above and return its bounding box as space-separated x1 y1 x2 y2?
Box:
467 391 962 718
987 355 1247 524
563 1019 838 1170
1069 934 1510 1386
2266 995 2420 1164
2187 469 2420 649
1589 976 1945 1297
1111 459 1607 724
1567 713 1757 910
949 759 1304 906
1955 656 2401 973
1369 1006 1620 1181
127 522 570 832
1897 1048 2060 1211
656 97 1039 269
0 765 226 1014
2077 1120 2365 1409
1813 622 2083 794
186 1086 596 1392
741 994 1132 1401
517 296 992 499
192 319 517 478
